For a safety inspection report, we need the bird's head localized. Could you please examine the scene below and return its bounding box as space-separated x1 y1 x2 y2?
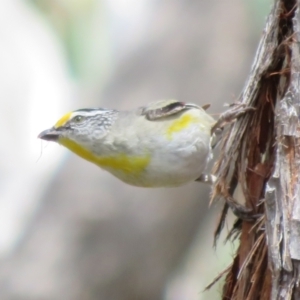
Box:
38 108 118 150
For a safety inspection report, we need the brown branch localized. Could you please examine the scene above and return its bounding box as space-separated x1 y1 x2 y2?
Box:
211 0 300 299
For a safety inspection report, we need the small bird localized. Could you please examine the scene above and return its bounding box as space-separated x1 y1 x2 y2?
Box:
38 100 216 187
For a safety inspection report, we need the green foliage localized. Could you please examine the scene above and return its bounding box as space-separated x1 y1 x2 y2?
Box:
29 0 111 82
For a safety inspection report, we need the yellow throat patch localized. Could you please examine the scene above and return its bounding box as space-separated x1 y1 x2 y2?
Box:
59 138 150 174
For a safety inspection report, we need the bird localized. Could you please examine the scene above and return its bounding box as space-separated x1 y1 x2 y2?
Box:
38 100 216 187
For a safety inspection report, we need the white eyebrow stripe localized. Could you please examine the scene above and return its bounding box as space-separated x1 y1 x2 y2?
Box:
71 110 110 118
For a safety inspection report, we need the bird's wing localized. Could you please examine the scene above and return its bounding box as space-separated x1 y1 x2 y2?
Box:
138 100 207 121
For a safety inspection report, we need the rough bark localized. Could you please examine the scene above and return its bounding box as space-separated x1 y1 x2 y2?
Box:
211 0 300 299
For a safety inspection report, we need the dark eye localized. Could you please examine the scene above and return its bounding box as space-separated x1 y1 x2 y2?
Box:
73 115 84 123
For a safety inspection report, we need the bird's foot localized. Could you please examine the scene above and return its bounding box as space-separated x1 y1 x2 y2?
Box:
225 195 261 221
195 173 216 185
211 103 255 134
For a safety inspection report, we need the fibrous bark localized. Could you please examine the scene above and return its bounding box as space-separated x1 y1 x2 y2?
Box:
211 0 300 299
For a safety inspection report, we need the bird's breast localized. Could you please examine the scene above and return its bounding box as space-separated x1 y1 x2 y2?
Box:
59 137 150 175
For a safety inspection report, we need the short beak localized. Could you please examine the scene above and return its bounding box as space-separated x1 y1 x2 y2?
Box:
38 127 60 142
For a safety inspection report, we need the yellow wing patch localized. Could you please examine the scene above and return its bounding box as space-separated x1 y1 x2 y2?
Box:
166 113 196 140
55 112 72 128
59 138 150 174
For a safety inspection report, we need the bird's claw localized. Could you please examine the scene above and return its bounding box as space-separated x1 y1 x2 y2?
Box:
227 200 260 222
195 174 216 185
211 103 255 135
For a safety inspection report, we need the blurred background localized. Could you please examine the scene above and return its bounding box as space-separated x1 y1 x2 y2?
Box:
0 0 270 299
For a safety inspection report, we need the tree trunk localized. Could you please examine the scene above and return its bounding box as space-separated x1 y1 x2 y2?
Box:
212 0 300 299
